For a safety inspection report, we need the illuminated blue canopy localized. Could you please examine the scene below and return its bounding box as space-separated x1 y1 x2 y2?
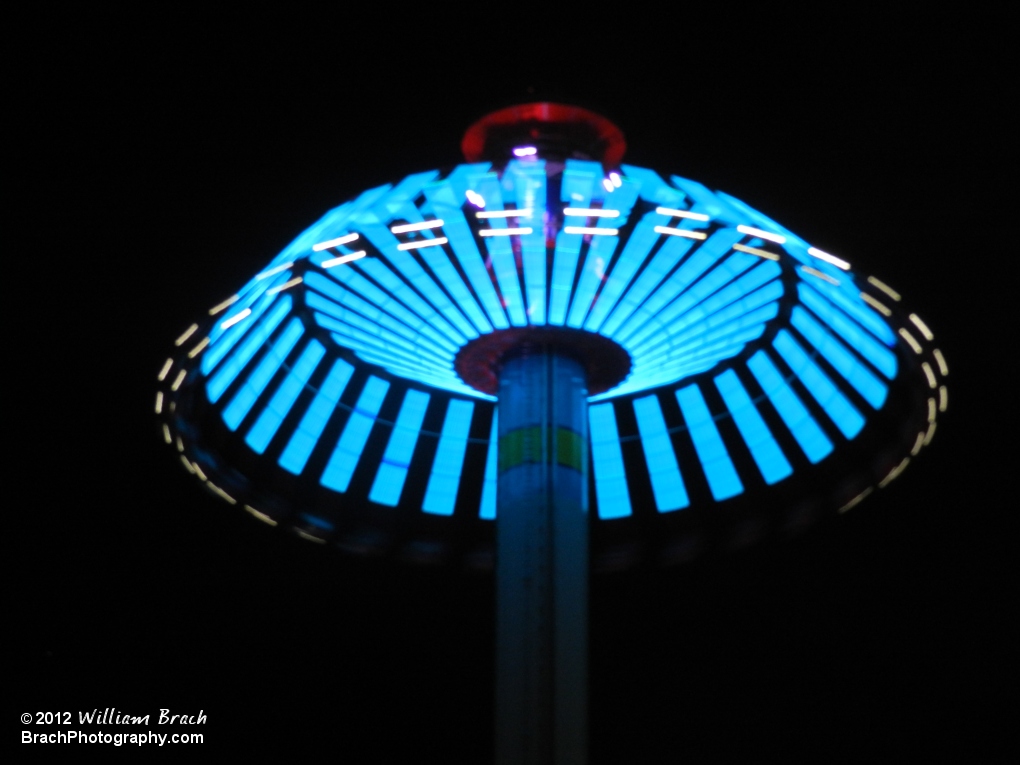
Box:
158 158 947 555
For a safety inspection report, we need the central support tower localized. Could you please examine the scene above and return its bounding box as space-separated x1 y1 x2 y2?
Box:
496 347 589 765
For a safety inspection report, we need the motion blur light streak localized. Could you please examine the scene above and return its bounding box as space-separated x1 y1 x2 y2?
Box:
656 207 710 221
807 246 850 270
396 237 449 250
477 209 532 218
861 292 893 316
321 251 367 269
209 295 240 315
220 308 251 330
312 233 360 251
732 243 780 261
653 226 707 239
390 220 445 233
868 275 902 301
736 225 786 244
174 324 198 346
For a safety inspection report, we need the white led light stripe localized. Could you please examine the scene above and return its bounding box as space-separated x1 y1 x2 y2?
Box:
563 226 618 236
898 328 923 354
266 276 303 295
174 324 199 346
312 233 360 252
256 262 294 280
653 226 707 240
868 275 901 301
732 243 780 261
860 292 892 316
476 209 532 219
390 220 445 234
909 313 934 340
799 273 840 289
187 337 210 358
321 251 367 268
479 228 533 237
157 358 173 381
737 225 786 244
563 208 620 217
209 295 239 315
396 237 449 251
655 207 710 221
220 308 251 330
807 247 850 270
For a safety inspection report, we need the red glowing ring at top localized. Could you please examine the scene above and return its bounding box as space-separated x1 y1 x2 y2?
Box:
461 102 627 166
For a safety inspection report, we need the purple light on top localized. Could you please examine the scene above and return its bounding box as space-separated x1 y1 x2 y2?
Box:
512 146 538 157
466 189 486 208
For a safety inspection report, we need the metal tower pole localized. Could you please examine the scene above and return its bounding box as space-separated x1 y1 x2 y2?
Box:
496 347 589 765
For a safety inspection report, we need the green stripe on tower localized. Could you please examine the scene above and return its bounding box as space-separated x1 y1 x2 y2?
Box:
499 426 584 472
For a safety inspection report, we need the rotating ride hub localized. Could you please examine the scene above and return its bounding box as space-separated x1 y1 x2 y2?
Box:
156 103 948 569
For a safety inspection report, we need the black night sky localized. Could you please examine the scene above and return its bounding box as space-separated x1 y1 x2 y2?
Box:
15 10 1015 760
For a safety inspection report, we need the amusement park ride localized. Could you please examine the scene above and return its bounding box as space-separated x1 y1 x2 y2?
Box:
156 103 948 765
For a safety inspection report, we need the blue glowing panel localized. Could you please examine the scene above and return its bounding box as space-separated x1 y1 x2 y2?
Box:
367 170 438 213
475 172 527 327
591 216 692 335
627 251 759 350
506 160 548 325
675 384 743 501
773 330 865 439
197 162 908 415
634 258 779 356
354 241 470 345
669 175 744 223
621 165 686 208
204 270 291 369
390 198 493 336
567 234 619 328
206 296 292 403
479 409 498 520
568 180 639 329
422 399 475 516
806 278 897 345
222 318 305 431
307 291 449 367
423 165 511 330
797 283 897 380
245 340 326 454
435 206 510 330
420 239 493 335
714 369 792 484
549 161 598 325
320 376 391 492
716 189 809 249
640 278 783 362
363 217 479 342
315 263 460 354
549 229 583 327
614 228 744 345
790 308 888 409
278 359 355 475
633 395 689 512
368 389 430 506
427 162 491 208
747 350 832 463
589 403 632 519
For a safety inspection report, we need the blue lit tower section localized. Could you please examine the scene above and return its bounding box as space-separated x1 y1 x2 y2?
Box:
156 103 949 765
495 350 589 765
